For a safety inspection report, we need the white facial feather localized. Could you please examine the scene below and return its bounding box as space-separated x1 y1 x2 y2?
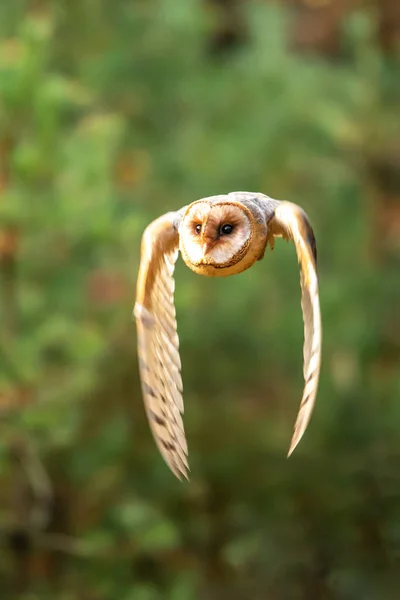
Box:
181 203 251 266
208 222 251 263
180 237 204 264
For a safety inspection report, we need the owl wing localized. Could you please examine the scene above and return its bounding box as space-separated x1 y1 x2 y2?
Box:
134 212 189 480
268 201 322 456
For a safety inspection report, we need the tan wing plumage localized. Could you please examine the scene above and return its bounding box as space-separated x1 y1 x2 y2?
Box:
269 201 322 456
134 212 189 479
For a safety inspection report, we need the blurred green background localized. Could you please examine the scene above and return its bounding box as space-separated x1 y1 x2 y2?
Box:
0 1 399 598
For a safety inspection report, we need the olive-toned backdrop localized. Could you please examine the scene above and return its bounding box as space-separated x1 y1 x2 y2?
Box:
0 1 399 598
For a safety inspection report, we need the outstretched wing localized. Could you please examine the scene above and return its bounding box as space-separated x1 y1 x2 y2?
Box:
134 212 188 479
269 201 322 456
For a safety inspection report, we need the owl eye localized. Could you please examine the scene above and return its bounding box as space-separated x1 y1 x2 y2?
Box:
220 223 234 235
195 224 202 234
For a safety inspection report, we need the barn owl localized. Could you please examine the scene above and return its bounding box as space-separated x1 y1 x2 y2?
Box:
134 192 321 479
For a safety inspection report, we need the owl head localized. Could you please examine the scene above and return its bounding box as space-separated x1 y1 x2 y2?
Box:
179 198 267 277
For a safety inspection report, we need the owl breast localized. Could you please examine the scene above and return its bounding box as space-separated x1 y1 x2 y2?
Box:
178 200 268 277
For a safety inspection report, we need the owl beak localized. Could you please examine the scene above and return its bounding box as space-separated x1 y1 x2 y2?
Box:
202 240 216 255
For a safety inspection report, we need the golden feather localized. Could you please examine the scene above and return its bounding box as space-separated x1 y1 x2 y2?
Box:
269 201 322 456
134 212 189 479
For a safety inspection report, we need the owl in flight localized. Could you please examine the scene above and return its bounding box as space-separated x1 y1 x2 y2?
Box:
134 192 321 479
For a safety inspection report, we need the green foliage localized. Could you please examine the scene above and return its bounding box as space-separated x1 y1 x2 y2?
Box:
0 1 399 598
